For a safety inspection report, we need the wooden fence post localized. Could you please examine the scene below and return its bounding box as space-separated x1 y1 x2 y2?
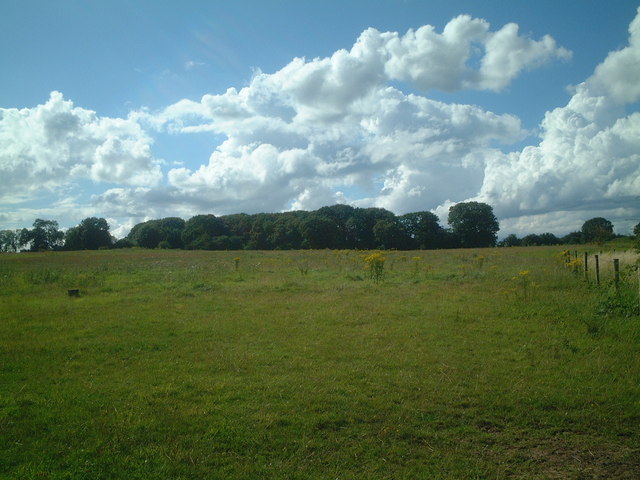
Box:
584 252 588 281
594 254 600 286
613 259 620 294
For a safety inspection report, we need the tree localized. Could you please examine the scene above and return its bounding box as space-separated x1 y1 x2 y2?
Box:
221 213 252 247
136 223 163 249
63 226 83 250
317 204 357 248
499 234 521 247
269 213 304 250
447 202 499 248
561 231 583 245
82 217 112 249
0 230 20 252
300 214 340 249
399 211 445 249
581 217 614 244
64 217 112 250
538 232 560 245
372 218 409 249
127 217 185 249
157 217 186 249
182 214 230 250
20 219 64 251
247 214 276 250
345 207 396 250
633 222 640 237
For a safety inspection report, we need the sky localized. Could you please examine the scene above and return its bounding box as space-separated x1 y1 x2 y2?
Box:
1 0 639 239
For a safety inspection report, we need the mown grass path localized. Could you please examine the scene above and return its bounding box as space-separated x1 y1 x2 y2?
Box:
1 247 639 478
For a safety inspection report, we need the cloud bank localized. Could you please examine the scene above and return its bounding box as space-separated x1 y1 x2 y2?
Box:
0 91 162 204
1 12 638 236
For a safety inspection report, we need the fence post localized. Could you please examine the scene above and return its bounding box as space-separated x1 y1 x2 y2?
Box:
584 252 588 281
595 254 600 286
613 259 620 294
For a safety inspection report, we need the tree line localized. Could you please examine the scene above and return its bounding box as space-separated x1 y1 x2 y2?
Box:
1 204 637 253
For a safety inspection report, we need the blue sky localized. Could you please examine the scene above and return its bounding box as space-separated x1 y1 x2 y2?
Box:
1 0 639 238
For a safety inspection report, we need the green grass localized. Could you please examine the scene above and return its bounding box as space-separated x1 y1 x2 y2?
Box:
1 247 639 479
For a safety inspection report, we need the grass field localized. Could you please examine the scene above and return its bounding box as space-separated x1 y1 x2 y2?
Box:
1 246 639 479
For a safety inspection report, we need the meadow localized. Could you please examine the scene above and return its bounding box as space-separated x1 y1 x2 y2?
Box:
1 245 639 479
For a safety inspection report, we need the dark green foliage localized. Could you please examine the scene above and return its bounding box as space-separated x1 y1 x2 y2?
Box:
182 214 230 250
448 201 499 248
113 238 134 249
499 233 521 247
20 205 631 254
65 217 112 250
581 217 614 244
0 229 20 252
372 218 408 249
316 204 357 248
561 231 584 244
19 218 64 251
127 217 186 249
520 232 560 246
300 214 341 249
399 211 446 249
344 207 397 249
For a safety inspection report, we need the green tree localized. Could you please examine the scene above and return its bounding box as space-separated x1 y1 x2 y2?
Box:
581 217 614 244
269 213 304 250
0 230 20 252
372 218 408 249
20 219 64 251
317 204 357 248
64 217 112 250
136 223 163 249
345 207 396 250
63 226 83 250
127 217 185 249
157 217 186 249
399 211 445 249
448 202 499 248
182 214 230 250
561 231 583 245
300 214 340 249
538 232 560 245
499 234 521 247
247 214 276 250
221 213 253 247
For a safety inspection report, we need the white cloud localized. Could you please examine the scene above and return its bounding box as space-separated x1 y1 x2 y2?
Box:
471 10 640 234
0 92 162 205
378 15 571 92
4 11 640 239
134 16 537 218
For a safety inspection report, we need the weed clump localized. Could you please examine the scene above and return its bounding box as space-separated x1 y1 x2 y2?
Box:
364 251 385 283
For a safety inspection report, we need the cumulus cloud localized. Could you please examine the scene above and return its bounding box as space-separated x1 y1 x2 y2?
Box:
472 9 640 234
380 15 571 92
131 15 547 217
0 91 162 204
5 11 640 238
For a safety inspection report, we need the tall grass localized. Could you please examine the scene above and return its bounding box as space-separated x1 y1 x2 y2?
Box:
1 246 638 479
